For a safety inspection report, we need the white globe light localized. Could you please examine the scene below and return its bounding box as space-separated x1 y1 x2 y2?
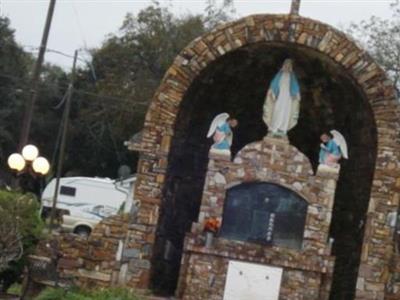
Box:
7 153 26 171
22 144 39 161
32 157 50 175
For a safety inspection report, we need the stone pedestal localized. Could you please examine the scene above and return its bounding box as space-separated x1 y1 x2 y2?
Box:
177 136 339 299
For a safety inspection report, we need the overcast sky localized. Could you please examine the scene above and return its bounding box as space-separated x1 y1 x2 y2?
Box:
0 0 395 70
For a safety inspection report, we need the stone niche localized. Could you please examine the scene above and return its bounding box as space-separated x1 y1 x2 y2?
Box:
177 135 339 300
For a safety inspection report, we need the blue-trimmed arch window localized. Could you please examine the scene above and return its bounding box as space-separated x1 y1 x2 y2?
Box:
219 182 308 250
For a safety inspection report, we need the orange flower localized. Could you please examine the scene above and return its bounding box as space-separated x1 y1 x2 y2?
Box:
204 218 220 233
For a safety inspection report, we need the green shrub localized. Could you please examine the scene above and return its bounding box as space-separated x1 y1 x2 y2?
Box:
34 287 81 300
35 287 143 300
6 282 22 296
0 189 44 291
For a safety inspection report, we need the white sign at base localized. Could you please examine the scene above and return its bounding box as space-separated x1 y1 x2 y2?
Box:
223 261 283 300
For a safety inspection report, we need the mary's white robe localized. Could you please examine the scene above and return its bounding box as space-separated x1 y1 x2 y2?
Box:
263 67 301 135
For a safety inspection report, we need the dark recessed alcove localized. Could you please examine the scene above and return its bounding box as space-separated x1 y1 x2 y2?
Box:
150 42 377 299
220 182 308 250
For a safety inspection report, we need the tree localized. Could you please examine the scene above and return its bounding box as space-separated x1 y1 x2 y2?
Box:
0 1 236 181
69 1 235 177
0 17 31 164
204 0 236 29
348 1 400 94
0 16 68 188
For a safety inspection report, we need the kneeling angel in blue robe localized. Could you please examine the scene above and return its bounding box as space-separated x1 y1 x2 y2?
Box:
319 130 349 167
207 113 238 156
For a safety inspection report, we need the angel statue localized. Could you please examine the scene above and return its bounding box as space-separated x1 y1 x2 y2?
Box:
263 59 301 136
319 130 349 168
207 113 238 156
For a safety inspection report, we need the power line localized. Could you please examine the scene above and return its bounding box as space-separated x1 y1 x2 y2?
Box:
0 29 87 65
74 89 148 106
71 0 89 50
0 72 148 106
69 0 98 80
2 39 98 79
1 39 141 105
24 46 89 65
53 88 69 109
0 72 71 94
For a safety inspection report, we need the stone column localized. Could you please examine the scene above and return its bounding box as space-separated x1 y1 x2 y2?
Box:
290 0 301 15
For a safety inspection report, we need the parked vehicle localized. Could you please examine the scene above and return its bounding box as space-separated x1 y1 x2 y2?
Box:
40 176 136 236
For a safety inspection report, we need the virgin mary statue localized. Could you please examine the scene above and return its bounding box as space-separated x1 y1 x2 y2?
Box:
263 59 301 135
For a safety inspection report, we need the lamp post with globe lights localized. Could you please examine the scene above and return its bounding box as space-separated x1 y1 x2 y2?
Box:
8 144 50 178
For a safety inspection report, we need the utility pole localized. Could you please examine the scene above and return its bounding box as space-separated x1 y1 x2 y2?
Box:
18 0 57 150
290 0 301 15
49 50 78 230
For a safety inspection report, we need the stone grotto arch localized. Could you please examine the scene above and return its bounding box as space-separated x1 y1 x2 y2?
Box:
131 14 400 299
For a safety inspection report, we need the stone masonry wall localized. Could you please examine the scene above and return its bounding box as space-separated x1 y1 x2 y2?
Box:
34 214 153 290
130 13 399 298
177 135 338 299
385 254 400 299
179 250 326 300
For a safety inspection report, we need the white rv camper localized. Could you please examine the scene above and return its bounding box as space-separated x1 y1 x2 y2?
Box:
41 176 136 236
